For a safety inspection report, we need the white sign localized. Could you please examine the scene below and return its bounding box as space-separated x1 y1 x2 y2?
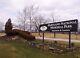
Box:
40 26 47 31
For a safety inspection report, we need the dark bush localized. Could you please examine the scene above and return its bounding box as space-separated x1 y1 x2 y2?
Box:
12 29 30 35
12 29 35 41
71 43 74 47
4 18 35 41
23 31 31 35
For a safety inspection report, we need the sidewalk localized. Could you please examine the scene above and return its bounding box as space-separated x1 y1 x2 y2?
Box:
36 37 80 43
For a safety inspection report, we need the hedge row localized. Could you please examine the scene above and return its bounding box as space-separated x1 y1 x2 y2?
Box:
12 29 35 41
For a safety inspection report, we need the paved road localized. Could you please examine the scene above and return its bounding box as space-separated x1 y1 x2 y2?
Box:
36 37 80 43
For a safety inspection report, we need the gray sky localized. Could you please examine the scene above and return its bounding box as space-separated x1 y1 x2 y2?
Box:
0 0 80 23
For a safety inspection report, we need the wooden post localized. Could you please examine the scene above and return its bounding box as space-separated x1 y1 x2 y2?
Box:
54 32 56 38
42 32 45 51
42 32 44 43
69 32 71 48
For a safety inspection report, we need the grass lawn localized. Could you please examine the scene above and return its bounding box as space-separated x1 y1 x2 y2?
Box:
32 32 80 40
0 40 80 58
0 32 80 40
0 33 6 36
0 40 53 58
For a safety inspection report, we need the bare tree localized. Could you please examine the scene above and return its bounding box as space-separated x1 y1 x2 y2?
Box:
50 13 55 22
17 8 29 31
17 5 49 32
50 13 56 38
17 5 38 31
32 15 48 32
0 21 4 31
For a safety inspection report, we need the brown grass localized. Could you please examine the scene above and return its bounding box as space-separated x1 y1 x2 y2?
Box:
32 32 80 40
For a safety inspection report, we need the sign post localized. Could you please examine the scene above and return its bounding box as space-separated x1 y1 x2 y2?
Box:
39 25 47 43
39 19 78 48
42 32 44 43
54 32 56 38
69 32 71 48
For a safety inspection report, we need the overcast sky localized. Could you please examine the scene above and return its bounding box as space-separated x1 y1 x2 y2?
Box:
0 0 80 24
